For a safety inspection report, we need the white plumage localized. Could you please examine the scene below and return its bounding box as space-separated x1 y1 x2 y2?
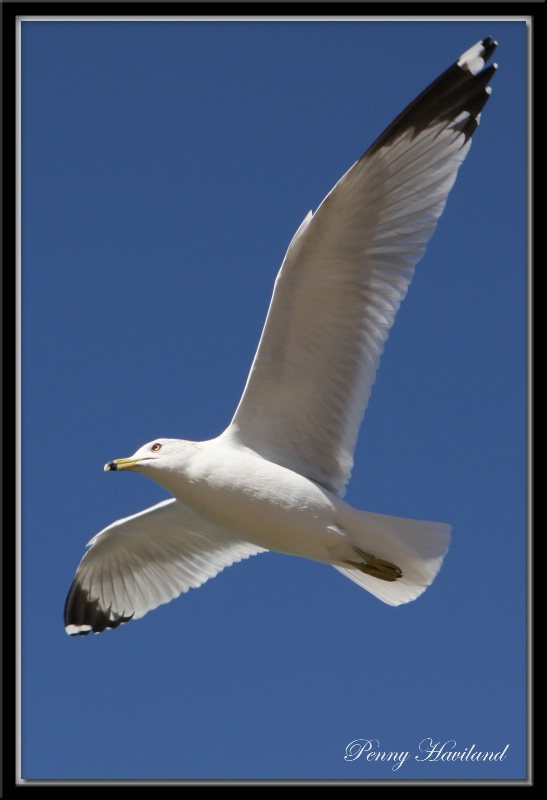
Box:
65 38 497 635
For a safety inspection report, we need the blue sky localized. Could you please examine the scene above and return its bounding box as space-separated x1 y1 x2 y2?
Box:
20 18 528 783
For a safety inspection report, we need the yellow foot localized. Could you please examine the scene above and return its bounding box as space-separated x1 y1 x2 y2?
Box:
344 547 403 582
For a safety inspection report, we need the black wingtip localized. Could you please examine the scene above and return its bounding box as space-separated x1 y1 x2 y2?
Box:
366 38 498 158
480 37 498 63
64 579 134 636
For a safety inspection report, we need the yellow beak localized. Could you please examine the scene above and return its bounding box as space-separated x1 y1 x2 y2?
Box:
104 457 143 472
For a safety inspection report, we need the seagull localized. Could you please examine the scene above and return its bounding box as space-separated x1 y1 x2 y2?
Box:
65 38 497 635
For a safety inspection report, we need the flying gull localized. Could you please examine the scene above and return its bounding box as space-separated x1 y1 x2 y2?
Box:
65 38 498 635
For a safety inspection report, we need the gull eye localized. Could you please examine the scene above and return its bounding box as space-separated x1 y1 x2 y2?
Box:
151 443 162 452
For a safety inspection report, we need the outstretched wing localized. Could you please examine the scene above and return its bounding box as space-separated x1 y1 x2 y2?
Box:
64 498 267 635
225 39 497 497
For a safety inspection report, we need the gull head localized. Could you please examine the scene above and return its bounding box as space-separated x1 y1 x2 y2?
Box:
104 438 198 474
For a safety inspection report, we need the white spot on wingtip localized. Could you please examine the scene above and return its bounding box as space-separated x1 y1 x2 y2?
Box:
65 624 92 635
457 40 492 75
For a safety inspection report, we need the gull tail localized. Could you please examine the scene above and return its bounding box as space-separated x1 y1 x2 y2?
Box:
334 510 451 606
